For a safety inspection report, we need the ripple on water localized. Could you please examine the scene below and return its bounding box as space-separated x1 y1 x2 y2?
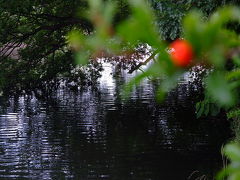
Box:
0 63 231 179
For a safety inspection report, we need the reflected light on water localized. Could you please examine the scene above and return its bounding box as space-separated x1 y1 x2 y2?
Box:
0 62 231 179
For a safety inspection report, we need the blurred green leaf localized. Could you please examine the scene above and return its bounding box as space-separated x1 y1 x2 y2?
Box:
207 46 225 68
230 171 240 180
217 143 240 180
121 71 151 99
224 143 240 161
156 71 182 102
75 51 90 65
183 11 205 57
226 69 240 81
233 55 240 67
210 6 240 26
206 72 235 107
117 0 160 47
67 30 85 50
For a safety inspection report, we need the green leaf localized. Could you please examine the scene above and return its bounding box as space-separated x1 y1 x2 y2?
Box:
75 52 90 65
226 69 240 81
216 143 240 180
117 0 160 47
230 172 240 180
102 2 116 24
206 72 235 107
121 71 150 99
224 143 240 162
210 6 240 26
207 46 225 68
156 88 167 102
216 167 230 180
196 102 201 112
67 30 84 50
233 55 240 67
156 71 182 102
183 11 205 57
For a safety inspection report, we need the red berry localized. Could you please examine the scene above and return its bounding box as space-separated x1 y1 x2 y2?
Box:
169 39 193 67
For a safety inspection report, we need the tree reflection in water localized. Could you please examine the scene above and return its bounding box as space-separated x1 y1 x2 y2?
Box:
0 63 231 179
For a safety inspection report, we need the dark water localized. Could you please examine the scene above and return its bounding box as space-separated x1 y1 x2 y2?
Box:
0 63 231 180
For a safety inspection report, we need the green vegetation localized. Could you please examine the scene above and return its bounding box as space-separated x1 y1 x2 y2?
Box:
0 0 238 94
0 0 129 94
0 0 87 93
1 0 240 178
150 0 239 41
68 0 240 179
217 143 240 180
69 0 240 110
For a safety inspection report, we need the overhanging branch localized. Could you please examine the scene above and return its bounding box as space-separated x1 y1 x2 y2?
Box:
128 50 159 74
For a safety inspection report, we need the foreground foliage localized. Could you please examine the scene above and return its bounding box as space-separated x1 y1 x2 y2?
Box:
68 0 240 179
0 0 238 94
217 143 240 180
69 0 240 112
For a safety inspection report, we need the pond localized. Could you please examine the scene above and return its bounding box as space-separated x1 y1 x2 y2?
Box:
0 63 232 179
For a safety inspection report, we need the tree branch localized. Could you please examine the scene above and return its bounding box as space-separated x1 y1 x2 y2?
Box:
128 50 159 74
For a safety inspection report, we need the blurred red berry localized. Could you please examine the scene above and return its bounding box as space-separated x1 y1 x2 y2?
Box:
169 39 193 68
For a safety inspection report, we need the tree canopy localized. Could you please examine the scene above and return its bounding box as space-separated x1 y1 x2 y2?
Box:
150 0 239 40
0 0 88 93
0 0 239 94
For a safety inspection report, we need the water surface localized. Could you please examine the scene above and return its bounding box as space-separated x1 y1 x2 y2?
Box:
0 63 231 179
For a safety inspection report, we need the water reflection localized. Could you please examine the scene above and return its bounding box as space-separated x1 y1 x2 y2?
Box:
0 63 231 179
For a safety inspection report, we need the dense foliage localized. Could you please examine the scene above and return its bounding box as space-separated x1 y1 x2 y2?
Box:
1 0 239 94
0 0 85 93
0 0 130 94
150 0 240 40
